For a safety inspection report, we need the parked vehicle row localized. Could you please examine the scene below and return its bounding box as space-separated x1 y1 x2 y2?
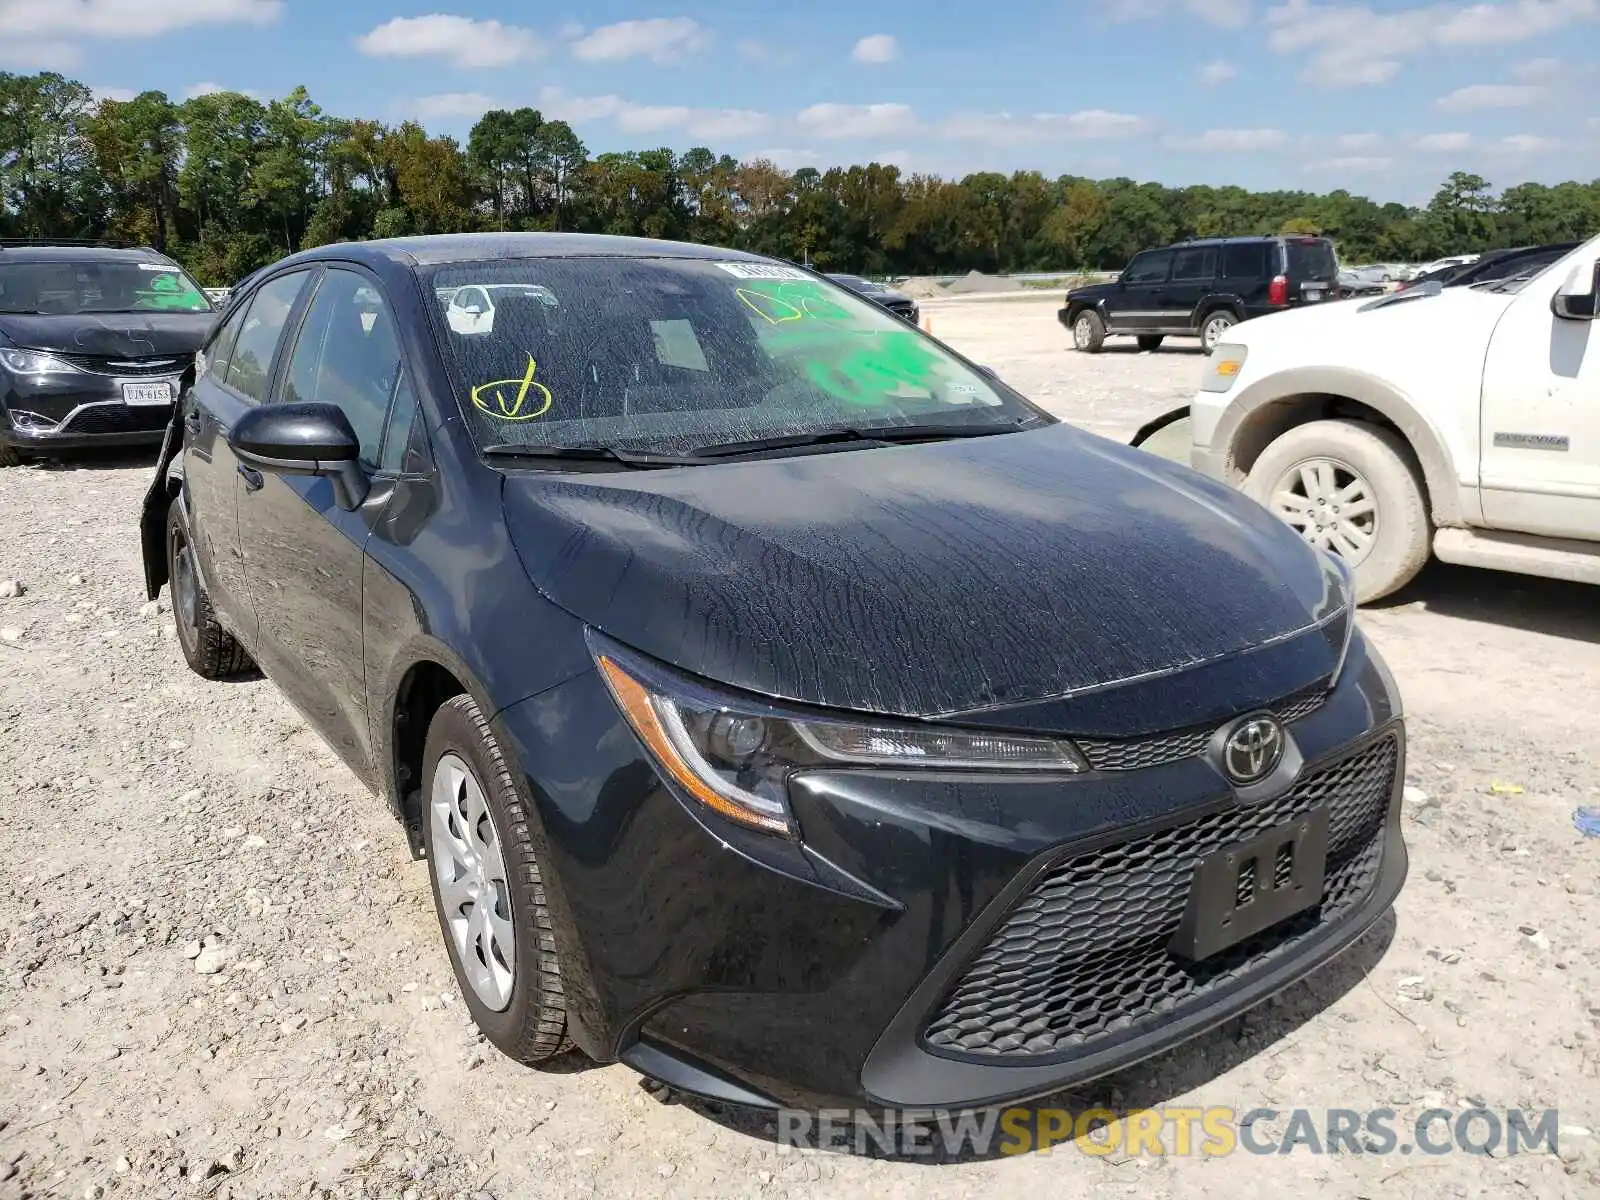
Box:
1133 232 1600 600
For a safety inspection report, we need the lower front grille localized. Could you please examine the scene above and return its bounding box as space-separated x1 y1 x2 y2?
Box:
922 734 1398 1059
58 403 172 435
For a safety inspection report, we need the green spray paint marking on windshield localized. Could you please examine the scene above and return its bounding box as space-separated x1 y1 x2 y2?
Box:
133 270 207 311
739 280 943 407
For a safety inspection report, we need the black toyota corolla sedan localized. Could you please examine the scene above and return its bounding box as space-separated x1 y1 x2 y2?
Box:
0 241 215 466
139 233 1405 1112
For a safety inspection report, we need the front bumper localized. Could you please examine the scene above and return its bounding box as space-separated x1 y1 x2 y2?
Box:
493 631 1406 1111
2 365 182 455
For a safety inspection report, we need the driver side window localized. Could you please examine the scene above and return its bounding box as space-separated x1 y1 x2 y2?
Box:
280 269 403 469
1123 250 1174 285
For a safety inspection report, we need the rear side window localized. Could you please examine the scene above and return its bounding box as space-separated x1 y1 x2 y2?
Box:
1221 244 1271 280
1171 248 1217 282
225 271 312 402
1286 239 1338 282
1122 250 1173 284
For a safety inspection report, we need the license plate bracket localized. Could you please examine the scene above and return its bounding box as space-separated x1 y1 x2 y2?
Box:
1169 807 1329 962
122 381 174 406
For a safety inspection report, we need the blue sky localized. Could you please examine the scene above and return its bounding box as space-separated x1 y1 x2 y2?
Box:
2 0 1597 204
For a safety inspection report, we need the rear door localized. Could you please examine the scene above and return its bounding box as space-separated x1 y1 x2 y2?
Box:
1161 245 1219 331
1105 249 1174 332
237 265 410 776
181 269 315 646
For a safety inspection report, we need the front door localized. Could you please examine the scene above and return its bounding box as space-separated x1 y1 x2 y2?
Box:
238 266 409 776
1478 250 1600 540
182 269 315 644
1105 248 1174 332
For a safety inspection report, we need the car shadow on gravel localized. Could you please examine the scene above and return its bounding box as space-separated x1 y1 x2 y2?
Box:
655 912 1396 1162
1377 561 1599 645
1096 344 1206 356
22 447 161 473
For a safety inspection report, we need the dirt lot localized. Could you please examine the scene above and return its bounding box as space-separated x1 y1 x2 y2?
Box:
1 293 1596 1200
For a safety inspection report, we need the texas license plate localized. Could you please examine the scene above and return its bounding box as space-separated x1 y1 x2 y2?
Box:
123 381 174 406
1305 288 1325 301
1169 807 1329 962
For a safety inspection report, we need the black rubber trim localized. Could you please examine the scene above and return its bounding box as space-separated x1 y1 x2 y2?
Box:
620 1037 783 1109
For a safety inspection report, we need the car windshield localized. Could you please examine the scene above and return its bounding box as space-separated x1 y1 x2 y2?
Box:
0 259 212 314
426 257 1041 456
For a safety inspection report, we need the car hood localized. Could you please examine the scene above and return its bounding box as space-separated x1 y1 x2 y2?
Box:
0 311 215 357
1233 282 1515 347
501 424 1351 733
1066 281 1117 302
875 288 914 305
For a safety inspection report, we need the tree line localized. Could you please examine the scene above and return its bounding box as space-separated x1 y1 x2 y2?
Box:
2 71 1597 287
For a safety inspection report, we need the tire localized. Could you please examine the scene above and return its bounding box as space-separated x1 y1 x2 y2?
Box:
166 501 254 679
1136 334 1165 352
1071 308 1106 353
1244 419 1431 603
423 693 572 1063
1199 309 1237 353
0 442 20 468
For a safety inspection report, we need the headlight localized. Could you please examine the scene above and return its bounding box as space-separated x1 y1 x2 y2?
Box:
594 642 1086 838
0 348 82 376
1200 344 1247 393
1318 549 1358 687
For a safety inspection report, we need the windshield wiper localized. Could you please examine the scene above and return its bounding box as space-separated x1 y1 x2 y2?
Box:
481 443 704 468
686 419 1033 460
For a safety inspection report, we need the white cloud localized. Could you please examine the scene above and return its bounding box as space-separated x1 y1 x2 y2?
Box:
1165 127 1289 151
1312 154 1394 171
185 81 265 100
406 92 497 122
751 147 822 168
941 109 1153 142
1413 130 1474 151
537 87 768 140
90 85 136 103
568 17 709 63
0 0 281 38
851 34 898 63
1495 133 1560 153
737 37 771 60
1337 131 1383 149
0 38 81 68
1110 0 1254 26
795 102 917 139
1265 0 1599 85
1197 60 1237 84
1509 55 1564 80
1435 82 1547 110
356 15 544 69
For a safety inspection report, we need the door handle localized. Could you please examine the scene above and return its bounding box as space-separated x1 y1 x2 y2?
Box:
238 464 264 491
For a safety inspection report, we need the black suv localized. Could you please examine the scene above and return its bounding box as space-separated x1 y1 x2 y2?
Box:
0 240 215 466
1060 235 1340 354
825 273 920 324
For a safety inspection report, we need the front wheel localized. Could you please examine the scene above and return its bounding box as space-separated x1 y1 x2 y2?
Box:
1244 420 1431 603
1200 310 1237 353
166 502 254 679
423 694 572 1063
1071 309 1106 353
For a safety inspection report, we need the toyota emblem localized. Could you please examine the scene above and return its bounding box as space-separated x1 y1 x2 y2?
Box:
1222 716 1285 785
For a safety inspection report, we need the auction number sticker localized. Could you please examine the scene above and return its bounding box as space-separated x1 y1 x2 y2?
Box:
713 262 814 281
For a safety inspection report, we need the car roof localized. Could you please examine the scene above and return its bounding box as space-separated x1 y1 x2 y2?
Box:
284 232 775 270
0 243 176 265
1163 235 1323 249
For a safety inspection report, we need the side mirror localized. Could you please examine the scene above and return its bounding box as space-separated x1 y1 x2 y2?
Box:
1551 259 1600 321
227 402 370 511
975 364 999 378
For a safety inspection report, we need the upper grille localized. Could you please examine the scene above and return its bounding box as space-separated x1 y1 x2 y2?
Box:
55 353 191 378
922 734 1397 1059
59 403 172 435
1077 683 1329 772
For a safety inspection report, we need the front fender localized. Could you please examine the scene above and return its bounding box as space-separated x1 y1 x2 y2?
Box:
1132 405 1191 448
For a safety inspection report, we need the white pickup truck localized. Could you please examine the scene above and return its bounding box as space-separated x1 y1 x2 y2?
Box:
1136 234 1600 601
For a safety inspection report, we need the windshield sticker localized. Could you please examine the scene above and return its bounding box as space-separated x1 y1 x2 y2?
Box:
713 262 813 281
138 263 182 271
472 354 553 421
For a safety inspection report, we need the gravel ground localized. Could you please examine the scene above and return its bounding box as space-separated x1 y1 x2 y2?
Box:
1 294 1596 1199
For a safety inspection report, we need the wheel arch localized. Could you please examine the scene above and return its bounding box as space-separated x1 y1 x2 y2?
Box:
381 644 488 856
1211 366 1462 528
